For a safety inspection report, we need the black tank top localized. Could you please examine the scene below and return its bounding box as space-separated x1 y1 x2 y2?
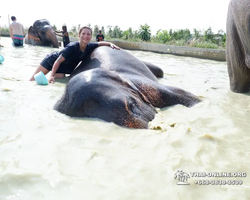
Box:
63 31 70 47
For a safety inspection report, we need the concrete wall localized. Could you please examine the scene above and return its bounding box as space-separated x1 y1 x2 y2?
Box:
0 30 9 37
108 40 226 62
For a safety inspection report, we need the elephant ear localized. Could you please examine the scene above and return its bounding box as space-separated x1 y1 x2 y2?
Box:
28 26 38 38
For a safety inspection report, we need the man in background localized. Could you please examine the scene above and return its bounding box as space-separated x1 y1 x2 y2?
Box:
96 30 104 42
9 16 25 46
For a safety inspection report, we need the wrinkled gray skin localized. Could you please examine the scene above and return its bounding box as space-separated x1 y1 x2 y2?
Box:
226 0 250 93
54 47 200 129
25 19 59 48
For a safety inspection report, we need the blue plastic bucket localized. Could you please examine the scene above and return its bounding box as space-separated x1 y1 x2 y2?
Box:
0 55 4 64
34 71 48 85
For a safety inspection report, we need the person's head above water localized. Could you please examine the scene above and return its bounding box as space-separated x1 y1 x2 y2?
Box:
11 16 16 21
78 26 93 45
62 25 67 31
78 26 92 36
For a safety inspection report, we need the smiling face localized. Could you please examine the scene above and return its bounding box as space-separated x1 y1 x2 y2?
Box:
79 27 92 45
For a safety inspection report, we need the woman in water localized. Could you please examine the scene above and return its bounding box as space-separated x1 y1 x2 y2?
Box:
54 25 70 47
30 26 120 84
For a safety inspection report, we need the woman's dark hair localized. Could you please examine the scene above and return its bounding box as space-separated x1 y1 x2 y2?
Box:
62 25 67 31
79 26 92 35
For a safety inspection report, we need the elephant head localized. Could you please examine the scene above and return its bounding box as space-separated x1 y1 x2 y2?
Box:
54 68 158 129
54 47 200 129
27 19 59 48
226 0 250 93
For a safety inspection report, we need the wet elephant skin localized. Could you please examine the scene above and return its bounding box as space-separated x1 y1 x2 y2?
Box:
54 47 200 129
25 19 59 48
226 0 250 93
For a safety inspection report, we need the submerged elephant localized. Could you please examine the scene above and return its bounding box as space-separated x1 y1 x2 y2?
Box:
54 47 200 129
226 0 250 93
25 19 59 48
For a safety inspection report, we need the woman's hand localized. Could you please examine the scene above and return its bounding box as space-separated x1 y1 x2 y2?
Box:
110 43 121 50
98 42 121 50
49 55 65 84
48 76 55 84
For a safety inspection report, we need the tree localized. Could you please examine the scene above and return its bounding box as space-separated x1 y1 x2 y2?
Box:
193 28 200 39
106 25 113 38
122 27 134 40
169 29 173 37
87 23 92 29
113 25 123 38
101 26 105 35
204 27 214 41
156 30 171 43
171 29 191 41
53 25 58 31
139 24 151 41
94 25 99 36
70 25 78 37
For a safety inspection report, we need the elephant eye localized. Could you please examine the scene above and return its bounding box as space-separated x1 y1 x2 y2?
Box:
129 101 138 115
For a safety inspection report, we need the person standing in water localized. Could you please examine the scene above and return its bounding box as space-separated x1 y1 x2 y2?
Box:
96 30 104 42
9 16 25 46
30 26 120 84
54 25 70 47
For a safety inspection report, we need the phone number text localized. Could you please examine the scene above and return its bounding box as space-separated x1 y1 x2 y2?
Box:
194 180 243 185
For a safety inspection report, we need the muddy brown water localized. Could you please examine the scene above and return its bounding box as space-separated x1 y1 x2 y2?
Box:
0 37 250 200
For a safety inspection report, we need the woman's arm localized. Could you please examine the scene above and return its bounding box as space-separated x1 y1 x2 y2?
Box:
54 32 63 37
55 32 68 37
53 29 63 33
98 41 120 50
63 32 69 37
53 29 63 37
48 55 65 83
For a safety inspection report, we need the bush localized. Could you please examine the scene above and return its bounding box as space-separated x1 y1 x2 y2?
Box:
193 29 200 39
1 22 226 49
166 39 187 46
94 25 99 37
191 41 218 49
171 29 191 41
105 25 123 39
204 27 214 42
139 24 151 41
122 28 135 40
156 30 171 43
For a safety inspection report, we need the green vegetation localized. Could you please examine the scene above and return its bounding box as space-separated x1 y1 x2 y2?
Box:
138 24 151 42
0 23 226 49
88 24 226 49
151 27 226 49
0 25 29 35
